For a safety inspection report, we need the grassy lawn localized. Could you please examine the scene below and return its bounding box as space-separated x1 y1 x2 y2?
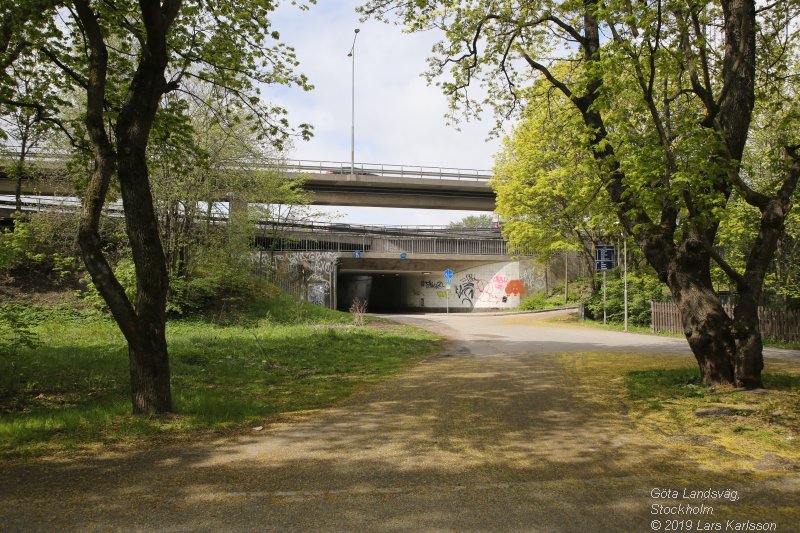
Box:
561 352 800 473
548 310 800 470
0 287 442 459
624 365 800 466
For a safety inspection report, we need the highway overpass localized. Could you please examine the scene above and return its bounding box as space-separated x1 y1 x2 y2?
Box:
0 156 496 211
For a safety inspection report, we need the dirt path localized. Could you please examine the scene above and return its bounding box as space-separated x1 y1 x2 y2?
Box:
2 313 798 532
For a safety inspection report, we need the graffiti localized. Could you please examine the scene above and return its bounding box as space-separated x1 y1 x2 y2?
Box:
453 272 521 306
308 283 327 306
455 273 485 306
491 275 508 290
476 289 503 305
520 268 547 292
275 251 338 283
505 279 525 296
421 280 445 289
273 252 339 304
435 290 448 299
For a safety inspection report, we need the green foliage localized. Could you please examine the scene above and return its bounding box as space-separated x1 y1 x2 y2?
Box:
165 249 252 316
448 214 494 229
519 293 565 311
0 215 78 277
0 303 40 357
0 219 36 271
519 278 590 311
0 297 440 457
492 79 615 262
585 269 666 327
80 259 137 311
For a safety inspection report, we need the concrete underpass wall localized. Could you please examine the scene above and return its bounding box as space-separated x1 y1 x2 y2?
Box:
403 261 522 312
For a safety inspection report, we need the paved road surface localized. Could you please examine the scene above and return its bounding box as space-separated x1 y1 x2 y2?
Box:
2 312 798 532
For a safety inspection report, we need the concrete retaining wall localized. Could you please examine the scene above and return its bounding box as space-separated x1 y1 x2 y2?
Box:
403 261 522 312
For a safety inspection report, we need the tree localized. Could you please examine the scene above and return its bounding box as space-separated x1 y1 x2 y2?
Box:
1 0 312 413
492 79 616 276
147 89 314 312
0 55 62 212
362 0 800 388
448 214 494 230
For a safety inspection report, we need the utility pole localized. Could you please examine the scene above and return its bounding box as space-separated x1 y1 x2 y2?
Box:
623 236 628 331
347 29 360 181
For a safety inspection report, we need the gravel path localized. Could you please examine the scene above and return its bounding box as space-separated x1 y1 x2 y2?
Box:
2 312 799 532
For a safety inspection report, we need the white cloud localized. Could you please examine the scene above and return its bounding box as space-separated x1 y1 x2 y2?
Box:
269 1 500 225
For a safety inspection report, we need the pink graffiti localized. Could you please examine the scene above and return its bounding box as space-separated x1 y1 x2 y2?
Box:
491 275 508 290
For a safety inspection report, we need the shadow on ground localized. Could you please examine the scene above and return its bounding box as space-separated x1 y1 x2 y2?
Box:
2 314 799 532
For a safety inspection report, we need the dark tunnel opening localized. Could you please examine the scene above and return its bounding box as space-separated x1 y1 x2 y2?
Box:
337 273 407 313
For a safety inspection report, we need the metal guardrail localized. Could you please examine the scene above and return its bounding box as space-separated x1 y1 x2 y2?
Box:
255 235 509 256
277 160 492 182
0 145 493 183
2 196 509 256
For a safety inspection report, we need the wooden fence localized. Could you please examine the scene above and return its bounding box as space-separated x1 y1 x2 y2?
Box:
651 301 800 342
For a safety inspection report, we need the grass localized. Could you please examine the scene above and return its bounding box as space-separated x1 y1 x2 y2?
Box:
624 365 800 466
0 285 442 459
560 351 800 473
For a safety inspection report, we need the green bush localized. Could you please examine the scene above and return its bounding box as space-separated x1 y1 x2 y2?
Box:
0 304 41 357
0 214 84 281
80 258 138 310
519 292 548 310
519 277 592 311
585 269 666 326
0 218 41 271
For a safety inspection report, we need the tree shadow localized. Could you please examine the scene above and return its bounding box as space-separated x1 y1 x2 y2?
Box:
2 334 798 531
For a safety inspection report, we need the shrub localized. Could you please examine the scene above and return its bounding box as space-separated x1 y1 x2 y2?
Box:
585 269 667 326
0 304 41 356
80 258 137 310
0 213 84 276
519 277 592 311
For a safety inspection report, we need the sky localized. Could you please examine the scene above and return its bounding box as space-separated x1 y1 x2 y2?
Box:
269 0 501 226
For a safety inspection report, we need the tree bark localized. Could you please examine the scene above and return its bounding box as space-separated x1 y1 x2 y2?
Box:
72 0 179 414
665 241 737 385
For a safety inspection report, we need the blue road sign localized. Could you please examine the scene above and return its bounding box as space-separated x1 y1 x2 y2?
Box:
444 268 454 280
399 252 408 260
353 250 362 259
595 245 616 271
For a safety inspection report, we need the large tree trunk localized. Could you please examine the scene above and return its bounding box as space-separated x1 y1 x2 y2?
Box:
117 145 171 413
666 251 737 385
128 329 171 413
72 0 178 414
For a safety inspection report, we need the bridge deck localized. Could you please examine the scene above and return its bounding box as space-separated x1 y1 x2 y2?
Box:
0 151 496 210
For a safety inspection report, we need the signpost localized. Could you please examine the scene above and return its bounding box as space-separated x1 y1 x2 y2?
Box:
595 246 616 325
444 268 453 314
623 238 628 331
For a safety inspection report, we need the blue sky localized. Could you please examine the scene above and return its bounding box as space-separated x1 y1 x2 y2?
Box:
269 1 500 225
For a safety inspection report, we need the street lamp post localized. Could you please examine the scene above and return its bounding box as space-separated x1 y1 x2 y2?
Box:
347 28 360 181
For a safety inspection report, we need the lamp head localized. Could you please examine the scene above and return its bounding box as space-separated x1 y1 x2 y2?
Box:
354 28 360 34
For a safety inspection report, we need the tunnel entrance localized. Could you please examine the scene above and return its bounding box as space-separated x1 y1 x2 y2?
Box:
337 273 407 313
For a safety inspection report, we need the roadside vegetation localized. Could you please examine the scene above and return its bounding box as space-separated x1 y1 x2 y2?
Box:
0 283 441 459
561 352 800 472
518 277 592 312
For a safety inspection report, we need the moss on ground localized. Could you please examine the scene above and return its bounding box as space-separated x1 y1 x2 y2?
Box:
559 352 800 474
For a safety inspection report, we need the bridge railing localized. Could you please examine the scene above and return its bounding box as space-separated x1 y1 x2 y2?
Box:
1 145 493 182
2 196 509 256
257 235 509 256
277 160 492 182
